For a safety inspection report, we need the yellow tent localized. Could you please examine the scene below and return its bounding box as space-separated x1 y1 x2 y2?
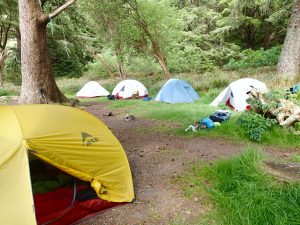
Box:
0 104 134 225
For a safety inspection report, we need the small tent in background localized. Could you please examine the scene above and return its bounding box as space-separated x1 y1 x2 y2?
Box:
112 80 148 99
0 105 134 225
76 81 110 98
155 79 200 104
210 78 268 111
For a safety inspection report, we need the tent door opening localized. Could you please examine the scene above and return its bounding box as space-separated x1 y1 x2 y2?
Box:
28 154 105 225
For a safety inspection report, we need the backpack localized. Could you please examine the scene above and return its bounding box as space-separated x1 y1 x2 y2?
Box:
107 94 115 100
209 110 231 123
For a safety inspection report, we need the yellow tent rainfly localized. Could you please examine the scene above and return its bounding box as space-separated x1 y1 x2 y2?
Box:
0 104 134 225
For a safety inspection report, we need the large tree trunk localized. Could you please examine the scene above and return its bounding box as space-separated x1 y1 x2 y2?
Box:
18 0 74 104
277 0 300 79
0 50 9 87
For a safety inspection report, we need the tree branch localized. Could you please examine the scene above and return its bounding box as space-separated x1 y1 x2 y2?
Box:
0 25 3 49
48 0 76 20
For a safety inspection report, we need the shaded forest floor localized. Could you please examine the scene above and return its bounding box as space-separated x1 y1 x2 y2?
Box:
76 102 298 225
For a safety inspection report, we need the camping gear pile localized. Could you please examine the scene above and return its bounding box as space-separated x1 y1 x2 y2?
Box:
185 109 231 132
0 105 134 225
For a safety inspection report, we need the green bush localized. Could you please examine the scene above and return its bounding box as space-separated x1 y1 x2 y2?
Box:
0 88 9 96
225 46 282 69
0 87 19 97
125 56 161 75
84 61 112 79
3 52 21 85
49 39 85 78
238 112 277 142
295 122 300 131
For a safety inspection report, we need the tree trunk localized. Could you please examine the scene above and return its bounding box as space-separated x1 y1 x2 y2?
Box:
102 11 127 79
129 1 171 79
15 27 21 61
154 48 171 79
138 20 171 79
0 50 9 87
115 42 126 79
277 0 300 79
262 23 274 50
17 0 71 104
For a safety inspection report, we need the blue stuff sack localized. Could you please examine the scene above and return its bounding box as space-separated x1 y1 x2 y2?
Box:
290 85 299 94
200 118 215 129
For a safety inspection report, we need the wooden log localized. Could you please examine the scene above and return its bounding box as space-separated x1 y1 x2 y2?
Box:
248 88 300 130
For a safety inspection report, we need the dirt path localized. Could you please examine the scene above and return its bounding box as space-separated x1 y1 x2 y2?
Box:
76 102 295 225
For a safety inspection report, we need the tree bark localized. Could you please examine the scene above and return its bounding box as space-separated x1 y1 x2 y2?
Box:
153 46 171 79
18 0 74 104
277 0 300 79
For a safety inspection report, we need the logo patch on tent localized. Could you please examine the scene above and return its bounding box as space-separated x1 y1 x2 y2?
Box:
81 132 100 146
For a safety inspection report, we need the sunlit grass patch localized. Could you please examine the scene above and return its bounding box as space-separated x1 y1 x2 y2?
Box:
103 90 300 148
184 149 300 225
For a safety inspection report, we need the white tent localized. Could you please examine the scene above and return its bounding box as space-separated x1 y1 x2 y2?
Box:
112 80 148 99
76 81 110 98
210 78 268 111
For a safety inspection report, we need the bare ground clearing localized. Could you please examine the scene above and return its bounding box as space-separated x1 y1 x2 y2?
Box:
76 102 298 225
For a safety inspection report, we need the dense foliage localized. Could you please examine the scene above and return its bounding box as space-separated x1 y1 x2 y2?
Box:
238 112 277 142
225 46 282 69
1 0 295 82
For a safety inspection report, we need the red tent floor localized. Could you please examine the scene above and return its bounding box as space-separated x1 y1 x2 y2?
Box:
34 187 120 225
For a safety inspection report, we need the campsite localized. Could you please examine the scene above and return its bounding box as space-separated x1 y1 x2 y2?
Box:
1 1 300 225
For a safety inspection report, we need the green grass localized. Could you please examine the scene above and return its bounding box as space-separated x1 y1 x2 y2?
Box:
3 67 300 148
182 149 300 225
291 154 300 163
104 91 300 148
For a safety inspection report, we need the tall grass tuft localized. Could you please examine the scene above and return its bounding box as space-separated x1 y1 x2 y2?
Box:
193 149 300 225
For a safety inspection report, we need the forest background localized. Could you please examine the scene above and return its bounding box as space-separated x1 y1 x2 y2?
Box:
1 0 298 90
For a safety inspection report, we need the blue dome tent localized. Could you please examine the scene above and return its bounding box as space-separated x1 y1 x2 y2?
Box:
155 79 200 104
